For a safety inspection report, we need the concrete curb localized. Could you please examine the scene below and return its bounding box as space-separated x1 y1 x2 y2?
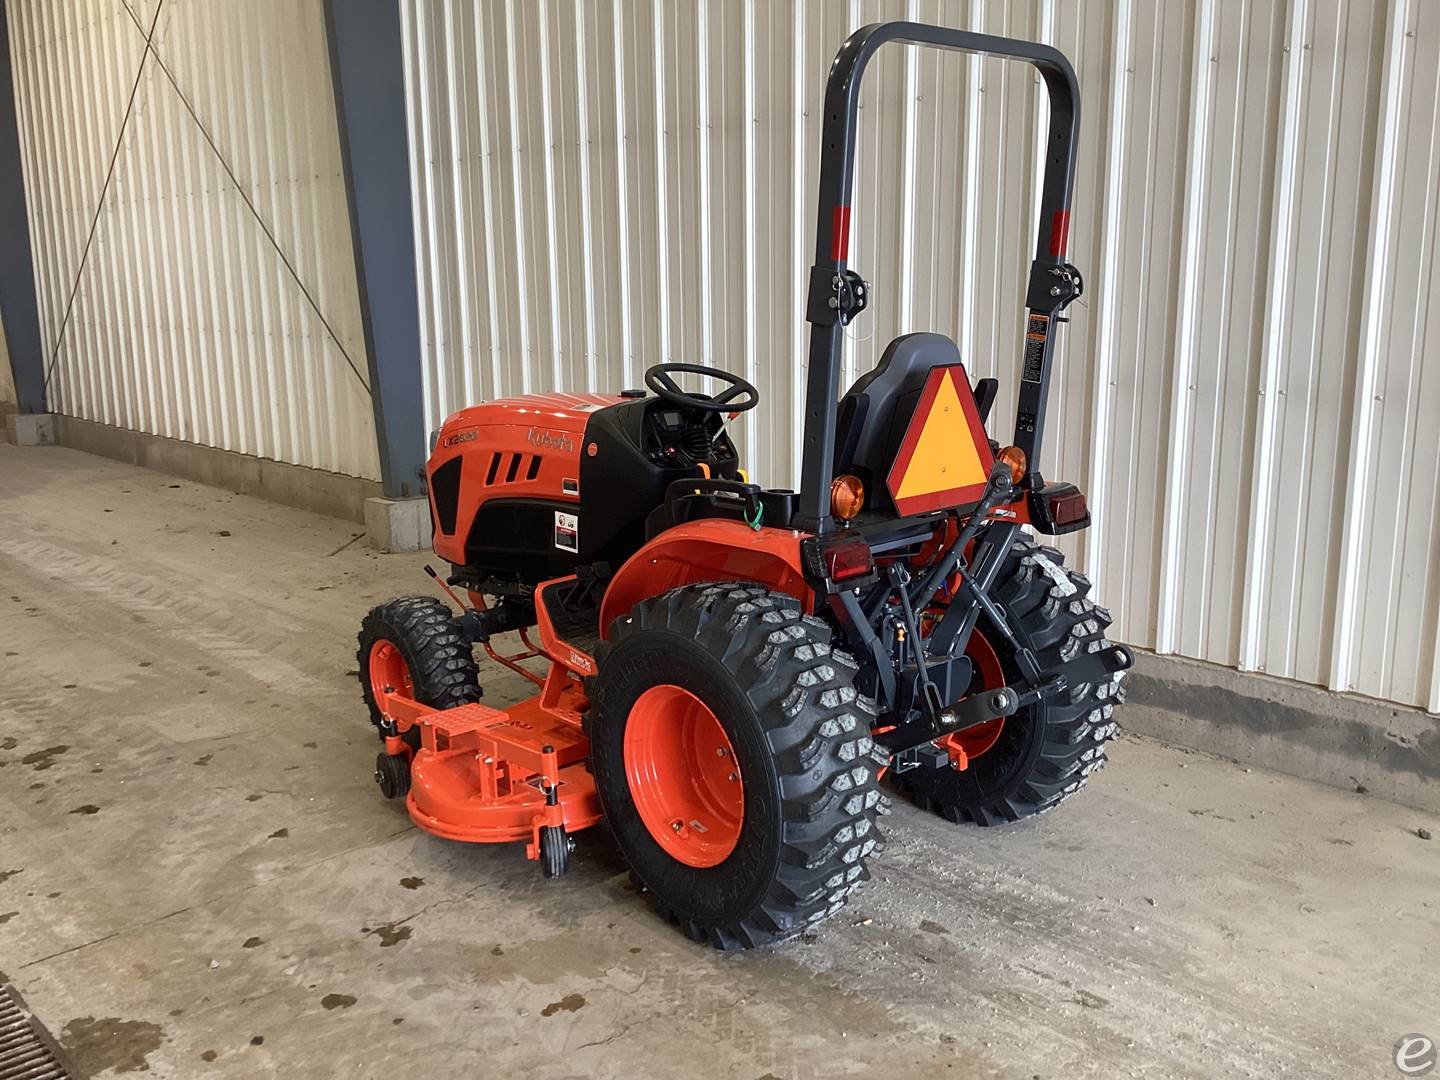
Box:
6 410 54 445
53 415 380 524
1123 649 1439 815
364 495 432 552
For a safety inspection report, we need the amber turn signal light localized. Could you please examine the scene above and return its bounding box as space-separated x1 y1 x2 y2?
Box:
831 474 865 520
997 445 1027 485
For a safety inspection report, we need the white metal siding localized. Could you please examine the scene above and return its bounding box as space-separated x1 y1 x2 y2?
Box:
401 0 1440 711
6 0 379 480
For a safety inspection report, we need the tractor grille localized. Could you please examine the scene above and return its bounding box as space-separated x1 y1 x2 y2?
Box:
482 452 543 486
0 984 74 1080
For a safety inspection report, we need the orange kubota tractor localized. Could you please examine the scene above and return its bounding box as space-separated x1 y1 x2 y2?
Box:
357 22 1131 949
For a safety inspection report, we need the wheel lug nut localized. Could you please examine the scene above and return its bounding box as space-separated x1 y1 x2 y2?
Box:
728 772 738 781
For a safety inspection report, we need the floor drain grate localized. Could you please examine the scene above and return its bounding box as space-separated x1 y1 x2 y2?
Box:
0 984 74 1080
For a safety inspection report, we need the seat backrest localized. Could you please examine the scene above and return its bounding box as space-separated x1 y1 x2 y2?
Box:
833 333 967 513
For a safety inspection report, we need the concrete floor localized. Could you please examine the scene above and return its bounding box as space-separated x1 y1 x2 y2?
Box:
1 444 1437 1080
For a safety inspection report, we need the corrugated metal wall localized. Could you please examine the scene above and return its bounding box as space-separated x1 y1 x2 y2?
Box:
401 0 1440 712
6 0 380 480
6 1 1436 710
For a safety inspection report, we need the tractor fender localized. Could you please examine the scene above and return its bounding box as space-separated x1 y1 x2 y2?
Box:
598 520 814 638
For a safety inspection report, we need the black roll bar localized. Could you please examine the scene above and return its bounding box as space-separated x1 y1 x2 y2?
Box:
794 22 1083 533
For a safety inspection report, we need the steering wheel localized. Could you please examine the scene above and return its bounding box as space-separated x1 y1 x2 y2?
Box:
644 363 760 414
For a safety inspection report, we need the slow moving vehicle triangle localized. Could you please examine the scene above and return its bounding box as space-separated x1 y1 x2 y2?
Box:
886 364 995 515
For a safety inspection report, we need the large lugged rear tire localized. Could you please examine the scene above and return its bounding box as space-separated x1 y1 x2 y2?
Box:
893 537 1126 825
589 583 889 950
357 596 481 736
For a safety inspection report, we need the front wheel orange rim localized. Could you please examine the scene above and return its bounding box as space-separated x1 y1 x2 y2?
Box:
623 684 744 868
368 639 413 708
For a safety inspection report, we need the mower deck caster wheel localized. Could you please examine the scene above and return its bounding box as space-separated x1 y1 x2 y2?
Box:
374 752 411 801
539 826 573 879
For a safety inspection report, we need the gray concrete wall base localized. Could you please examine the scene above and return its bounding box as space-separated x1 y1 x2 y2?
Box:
1124 649 1439 814
364 495 431 553
0 401 20 443
52 415 379 523
6 411 54 445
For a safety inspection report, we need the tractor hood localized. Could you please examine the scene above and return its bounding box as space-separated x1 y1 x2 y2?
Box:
433 392 623 457
427 392 625 566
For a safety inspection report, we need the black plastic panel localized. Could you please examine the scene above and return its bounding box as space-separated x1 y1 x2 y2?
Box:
429 456 462 535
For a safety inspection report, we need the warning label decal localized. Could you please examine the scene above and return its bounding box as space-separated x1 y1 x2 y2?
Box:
1021 313 1049 384
554 511 578 553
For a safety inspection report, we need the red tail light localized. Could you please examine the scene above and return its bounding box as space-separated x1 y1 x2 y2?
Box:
1048 489 1087 525
1029 482 1090 535
823 535 874 581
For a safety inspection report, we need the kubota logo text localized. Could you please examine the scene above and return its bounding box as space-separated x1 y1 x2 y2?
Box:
527 427 574 453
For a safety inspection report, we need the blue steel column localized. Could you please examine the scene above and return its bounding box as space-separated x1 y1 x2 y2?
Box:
0 2 48 416
323 0 427 499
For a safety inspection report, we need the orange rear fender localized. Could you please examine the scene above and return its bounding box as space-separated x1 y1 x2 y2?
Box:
598 520 814 637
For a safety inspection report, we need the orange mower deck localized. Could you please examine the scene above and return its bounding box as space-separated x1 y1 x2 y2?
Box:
369 578 603 863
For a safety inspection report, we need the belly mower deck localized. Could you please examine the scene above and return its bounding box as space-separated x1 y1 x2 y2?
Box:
371 578 602 874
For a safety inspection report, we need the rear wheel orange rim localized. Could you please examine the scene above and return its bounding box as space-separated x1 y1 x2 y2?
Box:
623 684 744 868
368 639 413 706
937 630 1006 763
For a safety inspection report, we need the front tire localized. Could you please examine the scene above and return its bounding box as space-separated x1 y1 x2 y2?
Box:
589 583 888 949
893 537 1126 825
357 596 481 737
